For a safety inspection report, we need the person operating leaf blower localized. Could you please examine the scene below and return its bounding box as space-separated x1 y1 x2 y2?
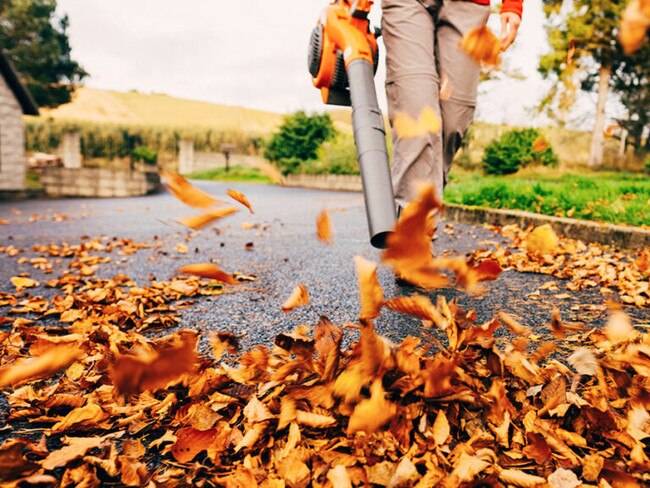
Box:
309 0 522 247
384 0 523 216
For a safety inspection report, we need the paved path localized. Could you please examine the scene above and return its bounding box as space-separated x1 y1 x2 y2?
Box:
0 182 645 348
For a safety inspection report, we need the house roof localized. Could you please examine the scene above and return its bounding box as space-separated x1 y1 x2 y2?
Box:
0 51 39 116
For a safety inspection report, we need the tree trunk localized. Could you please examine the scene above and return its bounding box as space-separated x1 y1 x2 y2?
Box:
588 65 611 168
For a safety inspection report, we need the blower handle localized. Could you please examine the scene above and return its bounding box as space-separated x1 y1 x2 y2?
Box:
347 59 396 249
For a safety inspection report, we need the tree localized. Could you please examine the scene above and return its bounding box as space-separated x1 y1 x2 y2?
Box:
0 0 87 107
539 0 627 167
263 111 337 174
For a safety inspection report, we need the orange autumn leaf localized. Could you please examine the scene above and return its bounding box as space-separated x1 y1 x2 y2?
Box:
498 469 546 487
10 276 39 289
499 311 532 336
526 224 560 255
252 160 285 185
177 207 238 230
383 183 445 288
354 256 383 322
432 409 450 446
109 330 199 395
170 427 226 463
227 189 254 213
472 259 503 281
51 403 107 434
161 171 221 208
384 294 447 329
41 437 108 471
460 26 501 67
316 210 333 244
0 344 83 388
620 0 650 54
439 73 453 101
281 285 309 313
393 107 441 140
347 380 396 435
178 263 237 285
532 137 549 153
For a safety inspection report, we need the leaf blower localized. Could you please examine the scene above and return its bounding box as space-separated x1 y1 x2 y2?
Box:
308 0 396 249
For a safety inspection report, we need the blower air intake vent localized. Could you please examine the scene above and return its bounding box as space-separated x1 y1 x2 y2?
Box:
307 24 323 78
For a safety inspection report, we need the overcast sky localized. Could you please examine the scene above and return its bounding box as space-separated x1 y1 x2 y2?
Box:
57 0 554 125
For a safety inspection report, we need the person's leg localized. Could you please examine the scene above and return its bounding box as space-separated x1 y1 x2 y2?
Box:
382 0 443 208
436 1 490 188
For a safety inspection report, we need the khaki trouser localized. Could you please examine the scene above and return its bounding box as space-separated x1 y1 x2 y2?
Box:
382 0 490 207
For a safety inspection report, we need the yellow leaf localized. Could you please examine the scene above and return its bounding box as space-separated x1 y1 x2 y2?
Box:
347 380 396 435
460 26 501 66
10 276 39 289
385 294 446 329
498 469 546 487
176 243 188 254
393 107 441 139
526 224 560 255
0 344 83 388
51 403 107 433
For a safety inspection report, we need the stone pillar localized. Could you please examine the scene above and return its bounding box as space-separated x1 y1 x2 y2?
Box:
61 132 82 169
178 140 195 174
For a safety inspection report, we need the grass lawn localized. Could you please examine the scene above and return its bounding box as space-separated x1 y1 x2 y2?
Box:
187 166 271 184
444 169 650 227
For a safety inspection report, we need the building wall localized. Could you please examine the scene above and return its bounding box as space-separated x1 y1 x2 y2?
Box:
0 74 26 191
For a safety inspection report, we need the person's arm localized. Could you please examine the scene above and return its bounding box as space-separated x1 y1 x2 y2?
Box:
500 0 522 51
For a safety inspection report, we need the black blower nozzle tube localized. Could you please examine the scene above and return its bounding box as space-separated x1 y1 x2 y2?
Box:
346 59 397 249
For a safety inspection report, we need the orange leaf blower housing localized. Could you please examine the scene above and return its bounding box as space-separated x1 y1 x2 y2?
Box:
308 0 396 248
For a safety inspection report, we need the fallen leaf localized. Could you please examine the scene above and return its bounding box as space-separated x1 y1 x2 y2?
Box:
227 189 254 213
498 468 546 487
281 285 309 313
52 403 107 433
547 467 581 488
567 348 598 376
327 465 352 488
41 437 106 470
384 294 446 329
432 409 450 446
10 276 39 289
347 380 396 435
178 263 237 285
170 427 227 463
316 210 333 244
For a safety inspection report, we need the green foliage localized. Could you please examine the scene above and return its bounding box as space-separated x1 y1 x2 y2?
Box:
187 166 271 183
645 156 650 175
482 128 558 175
444 171 650 227
131 146 158 165
25 118 263 164
263 111 336 163
275 157 304 176
0 0 87 107
306 133 359 175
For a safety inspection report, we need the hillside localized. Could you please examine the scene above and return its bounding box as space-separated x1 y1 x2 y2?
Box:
41 88 288 134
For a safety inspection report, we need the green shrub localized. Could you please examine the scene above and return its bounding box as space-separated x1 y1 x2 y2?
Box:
131 146 158 165
482 128 558 175
263 111 336 166
275 157 304 176
645 156 650 175
311 133 359 175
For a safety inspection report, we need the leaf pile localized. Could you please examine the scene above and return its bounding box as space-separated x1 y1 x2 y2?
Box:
471 224 650 307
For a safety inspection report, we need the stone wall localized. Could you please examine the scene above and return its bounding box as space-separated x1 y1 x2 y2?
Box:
0 75 26 191
176 140 265 174
41 168 160 198
284 174 362 192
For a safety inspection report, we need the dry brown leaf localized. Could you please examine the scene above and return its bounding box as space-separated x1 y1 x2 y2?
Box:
550 308 587 339
109 330 199 395
446 453 490 486
547 467 581 488
605 310 636 345
161 171 221 208
170 427 225 463
499 312 532 336
295 410 336 429
52 403 107 433
385 294 447 329
281 285 309 313
393 107 441 139
567 347 598 376
460 26 501 66
0 344 83 388
354 256 383 322
252 160 285 185
327 465 352 488
226 189 254 213
389 457 419 487
243 396 274 424
41 437 107 470
234 422 267 453
177 207 238 230
532 137 549 153
316 210 333 244
347 380 396 435
178 263 237 285
10 276 39 289
498 468 546 487
432 409 450 446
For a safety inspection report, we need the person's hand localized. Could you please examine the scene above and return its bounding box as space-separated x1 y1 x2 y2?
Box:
500 12 521 51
